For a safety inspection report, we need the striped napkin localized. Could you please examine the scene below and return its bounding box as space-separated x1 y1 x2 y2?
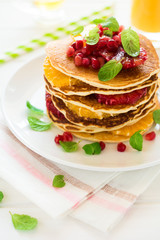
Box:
0 105 160 232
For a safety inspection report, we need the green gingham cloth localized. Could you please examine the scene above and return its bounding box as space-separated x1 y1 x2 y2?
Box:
0 6 113 64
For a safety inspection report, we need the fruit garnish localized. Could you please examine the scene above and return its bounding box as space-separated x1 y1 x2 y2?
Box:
95 87 147 105
67 17 147 80
145 131 156 141
55 131 73 144
99 141 106 151
117 142 126 152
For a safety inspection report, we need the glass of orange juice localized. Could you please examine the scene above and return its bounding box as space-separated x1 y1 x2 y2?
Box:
131 0 160 32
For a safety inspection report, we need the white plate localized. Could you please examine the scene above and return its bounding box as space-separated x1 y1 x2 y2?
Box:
2 55 160 172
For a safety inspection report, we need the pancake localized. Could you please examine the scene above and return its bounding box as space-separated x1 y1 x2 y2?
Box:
45 82 157 114
51 94 156 131
44 57 158 96
45 35 159 89
49 111 155 142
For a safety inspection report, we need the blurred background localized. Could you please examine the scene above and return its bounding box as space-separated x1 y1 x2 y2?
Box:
0 0 160 57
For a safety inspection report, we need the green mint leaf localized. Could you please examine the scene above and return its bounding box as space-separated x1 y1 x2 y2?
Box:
0 59 5 64
92 18 105 24
98 59 122 81
103 29 113 37
121 28 140 57
0 191 4 202
59 141 78 153
102 16 119 32
26 101 44 116
83 142 101 155
52 175 65 188
28 117 51 132
43 33 59 40
5 52 19 58
85 27 99 45
153 109 160 124
72 26 84 36
10 212 38 231
129 130 143 151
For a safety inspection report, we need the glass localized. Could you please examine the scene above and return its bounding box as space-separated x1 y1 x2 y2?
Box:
33 0 65 11
14 0 65 25
131 0 160 32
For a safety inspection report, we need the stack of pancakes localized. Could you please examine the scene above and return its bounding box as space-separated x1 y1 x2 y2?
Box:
44 35 159 142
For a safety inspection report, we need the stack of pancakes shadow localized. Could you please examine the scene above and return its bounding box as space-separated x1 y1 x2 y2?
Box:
44 35 160 142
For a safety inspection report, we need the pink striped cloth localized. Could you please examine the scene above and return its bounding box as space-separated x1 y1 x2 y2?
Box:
0 107 160 232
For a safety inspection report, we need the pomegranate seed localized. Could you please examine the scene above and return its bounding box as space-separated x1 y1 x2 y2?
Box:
117 142 126 152
91 57 100 69
113 35 121 45
67 46 75 57
76 52 83 57
63 132 73 142
97 57 105 67
119 25 124 32
82 57 90 67
75 40 83 50
55 135 64 144
99 141 105 151
107 39 118 52
75 55 82 66
71 42 76 49
145 131 156 141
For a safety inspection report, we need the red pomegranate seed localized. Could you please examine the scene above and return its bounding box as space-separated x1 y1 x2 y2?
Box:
75 55 82 66
113 35 121 45
76 52 83 57
63 132 73 142
119 25 124 32
75 40 83 50
67 46 75 57
71 42 76 49
145 131 156 141
91 57 100 69
82 57 90 67
117 142 126 152
97 57 105 67
55 135 64 144
99 141 105 151
107 39 118 52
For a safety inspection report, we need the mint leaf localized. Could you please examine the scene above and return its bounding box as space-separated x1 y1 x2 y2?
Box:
10 212 38 230
103 29 113 37
129 130 143 151
28 117 51 131
153 109 160 124
72 26 84 36
59 141 78 152
85 27 99 45
121 28 140 57
98 59 122 81
102 16 119 32
0 191 4 202
26 101 44 116
52 175 65 188
83 142 101 155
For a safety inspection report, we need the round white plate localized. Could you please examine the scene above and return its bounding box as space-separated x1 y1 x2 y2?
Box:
2 55 160 172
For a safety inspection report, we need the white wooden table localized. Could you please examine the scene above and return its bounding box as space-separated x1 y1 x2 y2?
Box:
1 0 160 239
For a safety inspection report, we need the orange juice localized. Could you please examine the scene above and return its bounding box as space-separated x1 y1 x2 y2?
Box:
131 0 160 32
33 0 64 10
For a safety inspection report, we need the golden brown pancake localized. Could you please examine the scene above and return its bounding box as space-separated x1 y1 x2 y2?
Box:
45 35 159 89
44 56 158 96
51 94 156 131
46 82 157 114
